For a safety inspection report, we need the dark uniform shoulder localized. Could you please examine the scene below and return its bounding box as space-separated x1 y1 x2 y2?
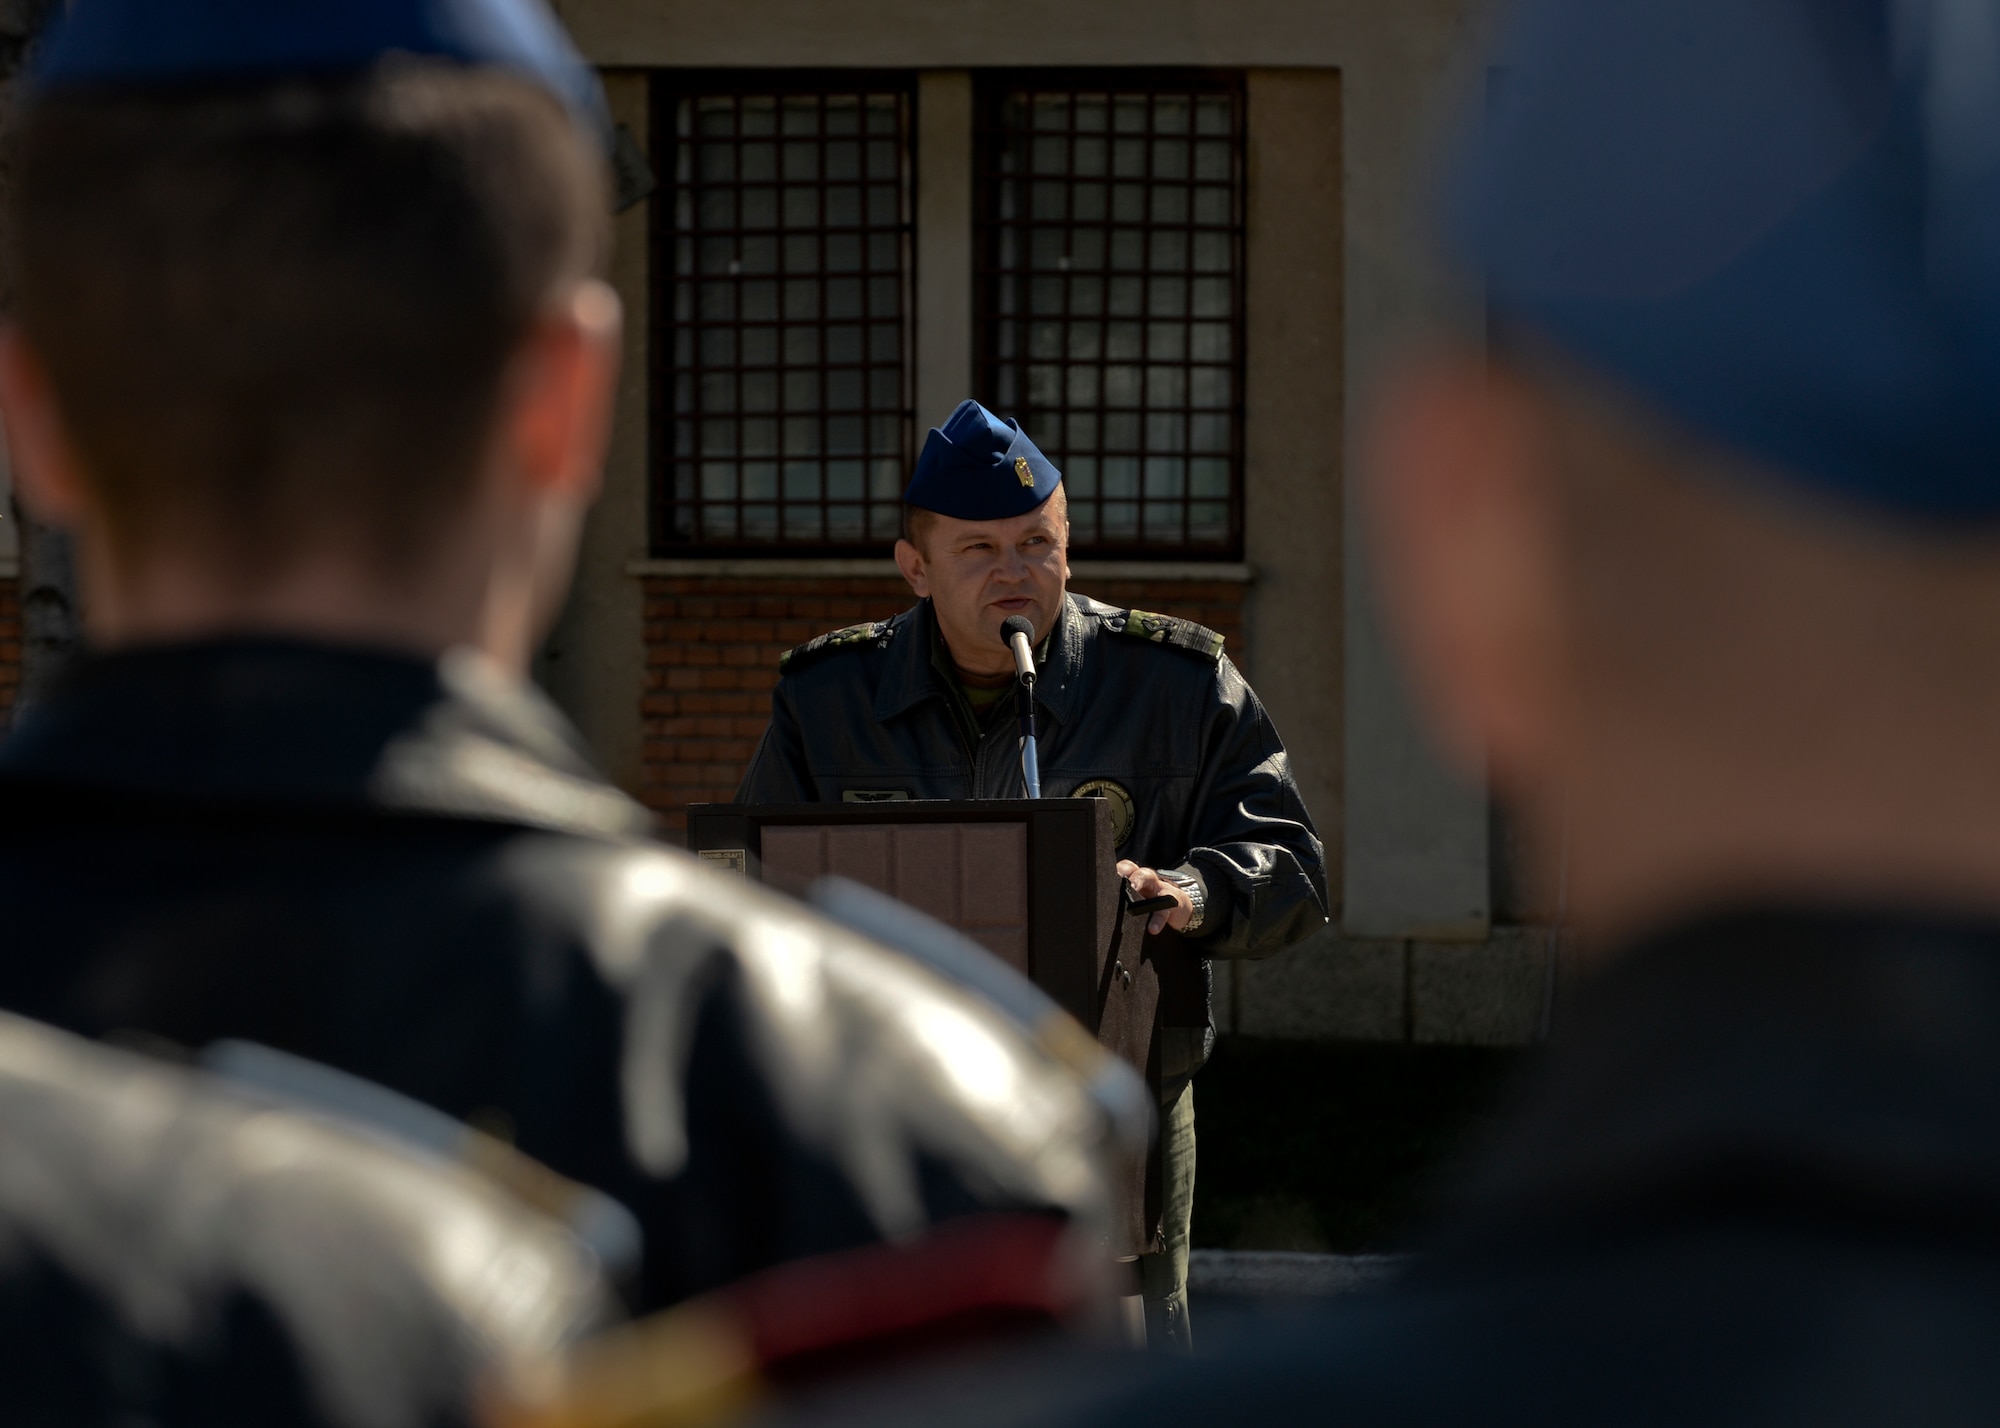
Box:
778 618 896 674
1103 606 1226 664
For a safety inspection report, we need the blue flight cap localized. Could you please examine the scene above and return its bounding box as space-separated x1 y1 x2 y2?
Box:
1446 0 2000 523
30 0 608 138
904 400 1062 520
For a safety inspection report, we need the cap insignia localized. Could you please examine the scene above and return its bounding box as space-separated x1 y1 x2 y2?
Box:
1014 456 1034 488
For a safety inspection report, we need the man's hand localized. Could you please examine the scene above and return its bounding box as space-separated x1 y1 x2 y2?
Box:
1118 860 1194 936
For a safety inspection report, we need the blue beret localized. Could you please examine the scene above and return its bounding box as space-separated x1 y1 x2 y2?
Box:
32 0 607 137
903 400 1062 521
1447 0 2000 523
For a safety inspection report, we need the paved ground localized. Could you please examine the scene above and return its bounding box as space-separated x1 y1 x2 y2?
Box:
1188 1249 1409 1299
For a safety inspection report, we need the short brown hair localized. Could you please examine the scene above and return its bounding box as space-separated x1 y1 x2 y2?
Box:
902 504 939 553
9 62 609 580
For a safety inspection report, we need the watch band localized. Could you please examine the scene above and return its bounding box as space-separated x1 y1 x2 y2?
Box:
1158 868 1207 935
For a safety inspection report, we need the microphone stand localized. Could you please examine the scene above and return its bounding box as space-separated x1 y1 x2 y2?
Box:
1000 615 1042 799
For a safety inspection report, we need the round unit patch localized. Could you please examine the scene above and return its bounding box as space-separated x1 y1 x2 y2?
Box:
1071 779 1136 848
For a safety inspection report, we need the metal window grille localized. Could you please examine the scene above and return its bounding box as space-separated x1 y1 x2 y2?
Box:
651 76 916 553
976 74 1247 557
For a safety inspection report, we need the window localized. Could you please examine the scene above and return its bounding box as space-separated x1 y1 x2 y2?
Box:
651 77 916 553
976 74 1246 557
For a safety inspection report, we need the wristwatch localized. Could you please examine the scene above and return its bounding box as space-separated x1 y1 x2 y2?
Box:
1156 867 1207 936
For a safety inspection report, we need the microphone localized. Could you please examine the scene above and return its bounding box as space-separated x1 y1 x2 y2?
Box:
997 614 1042 799
1000 614 1036 685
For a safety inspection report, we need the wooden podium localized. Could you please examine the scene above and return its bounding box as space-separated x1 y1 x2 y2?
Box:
687 798 1194 1258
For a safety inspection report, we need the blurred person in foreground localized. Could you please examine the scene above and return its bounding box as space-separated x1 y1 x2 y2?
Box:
0 0 1122 1328
767 0 2000 1422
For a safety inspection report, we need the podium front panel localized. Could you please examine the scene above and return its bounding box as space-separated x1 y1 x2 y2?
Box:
760 822 1030 977
690 797 1163 1255
688 800 1114 1031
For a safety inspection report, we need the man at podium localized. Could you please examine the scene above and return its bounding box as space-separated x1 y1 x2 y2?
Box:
738 398 1329 1348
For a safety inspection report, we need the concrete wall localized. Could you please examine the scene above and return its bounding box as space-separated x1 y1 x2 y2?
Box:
1242 70 1345 918
556 0 1467 72
1220 928 1564 1047
913 71 975 437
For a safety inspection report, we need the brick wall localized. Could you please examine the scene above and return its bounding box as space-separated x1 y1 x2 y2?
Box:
640 573 1249 833
0 578 17 730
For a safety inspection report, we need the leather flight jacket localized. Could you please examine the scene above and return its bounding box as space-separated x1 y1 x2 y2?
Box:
737 593 1331 1069
0 1009 613 1428
0 639 1114 1312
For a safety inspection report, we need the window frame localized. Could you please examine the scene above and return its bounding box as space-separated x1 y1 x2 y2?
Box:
648 70 920 557
973 68 1249 562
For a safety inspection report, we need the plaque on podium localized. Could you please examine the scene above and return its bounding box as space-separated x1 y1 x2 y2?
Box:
687 798 1191 1257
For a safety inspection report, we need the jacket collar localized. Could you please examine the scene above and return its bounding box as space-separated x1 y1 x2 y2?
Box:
871 602 943 723
1035 593 1087 726
871 594 1088 727
0 638 653 840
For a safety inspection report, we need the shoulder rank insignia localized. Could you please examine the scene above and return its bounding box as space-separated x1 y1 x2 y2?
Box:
779 619 893 673
1115 608 1226 663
